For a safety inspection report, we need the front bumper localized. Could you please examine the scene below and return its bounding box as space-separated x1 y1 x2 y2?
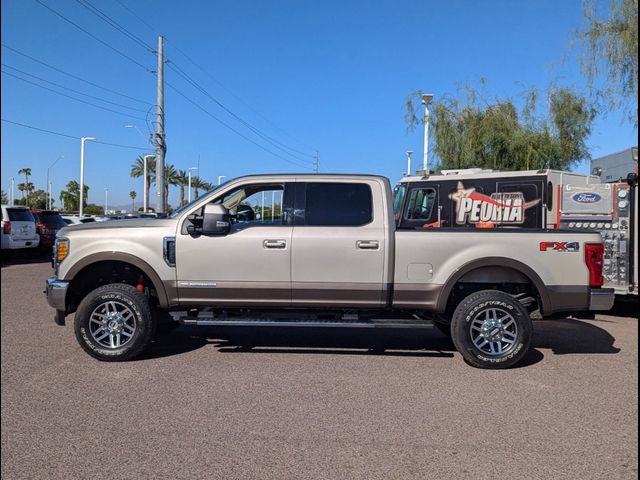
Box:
46 277 69 313
589 288 615 311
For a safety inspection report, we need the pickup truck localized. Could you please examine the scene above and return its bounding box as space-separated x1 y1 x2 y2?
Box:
45 174 615 368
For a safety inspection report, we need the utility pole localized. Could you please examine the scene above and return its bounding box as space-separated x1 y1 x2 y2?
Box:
155 35 166 214
313 151 319 173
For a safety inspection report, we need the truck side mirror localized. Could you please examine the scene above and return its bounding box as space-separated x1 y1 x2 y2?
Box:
201 204 231 235
627 172 638 187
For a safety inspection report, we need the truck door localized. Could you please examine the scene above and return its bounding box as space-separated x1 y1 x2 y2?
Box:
175 181 294 306
291 180 387 307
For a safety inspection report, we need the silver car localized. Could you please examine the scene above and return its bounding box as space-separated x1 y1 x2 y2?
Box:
1 205 40 250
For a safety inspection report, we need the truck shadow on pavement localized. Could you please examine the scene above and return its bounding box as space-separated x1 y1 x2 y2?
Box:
143 317 620 367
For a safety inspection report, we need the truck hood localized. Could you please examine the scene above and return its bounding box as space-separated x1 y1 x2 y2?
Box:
59 218 176 235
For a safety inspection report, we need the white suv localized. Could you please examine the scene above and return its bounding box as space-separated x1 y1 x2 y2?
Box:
1 205 40 250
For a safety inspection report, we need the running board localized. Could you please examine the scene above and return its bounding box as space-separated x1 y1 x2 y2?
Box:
179 318 435 329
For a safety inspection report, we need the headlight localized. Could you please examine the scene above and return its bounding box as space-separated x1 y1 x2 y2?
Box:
55 238 69 263
618 189 628 199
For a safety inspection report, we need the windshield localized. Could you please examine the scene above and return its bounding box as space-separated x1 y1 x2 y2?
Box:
168 181 229 218
392 184 406 218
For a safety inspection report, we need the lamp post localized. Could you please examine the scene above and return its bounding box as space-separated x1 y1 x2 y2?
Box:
405 150 413 176
10 177 14 205
143 155 154 213
187 167 198 203
125 125 154 213
79 137 96 217
46 154 64 210
218 175 226 185
421 94 434 172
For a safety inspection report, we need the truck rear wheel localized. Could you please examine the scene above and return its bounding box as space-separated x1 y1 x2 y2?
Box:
74 283 156 361
451 290 532 369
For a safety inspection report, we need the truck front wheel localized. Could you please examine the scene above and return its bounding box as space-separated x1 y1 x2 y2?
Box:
451 290 532 369
74 283 156 361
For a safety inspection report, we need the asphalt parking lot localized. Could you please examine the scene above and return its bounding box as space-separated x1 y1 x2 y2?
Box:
1 257 638 480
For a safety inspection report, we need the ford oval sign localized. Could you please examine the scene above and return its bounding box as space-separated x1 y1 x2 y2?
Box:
571 192 602 204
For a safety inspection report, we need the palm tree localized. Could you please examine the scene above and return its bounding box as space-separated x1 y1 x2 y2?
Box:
164 164 179 209
174 169 189 207
130 155 155 203
18 167 32 205
129 191 137 212
17 183 26 200
191 176 205 198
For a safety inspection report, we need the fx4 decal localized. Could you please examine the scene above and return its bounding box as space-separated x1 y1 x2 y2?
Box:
539 241 580 252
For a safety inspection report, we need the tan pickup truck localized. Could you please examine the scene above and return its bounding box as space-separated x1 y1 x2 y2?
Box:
45 174 614 368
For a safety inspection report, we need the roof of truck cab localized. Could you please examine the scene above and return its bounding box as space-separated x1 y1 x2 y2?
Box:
228 173 391 182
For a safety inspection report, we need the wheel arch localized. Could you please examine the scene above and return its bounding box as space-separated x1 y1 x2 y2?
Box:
435 257 551 315
64 252 169 310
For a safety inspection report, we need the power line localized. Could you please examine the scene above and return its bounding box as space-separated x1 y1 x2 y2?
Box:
2 70 146 120
34 0 151 72
74 0 155 53
1 119 149 150
113 0 157 34
2 64 148 113
164 37 316 153
1 44 151 105
167 61 313 162
166 81 311 169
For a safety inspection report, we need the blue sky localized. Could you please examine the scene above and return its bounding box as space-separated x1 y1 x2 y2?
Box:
1 0 637 208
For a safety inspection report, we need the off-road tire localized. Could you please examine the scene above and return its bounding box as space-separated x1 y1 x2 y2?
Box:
74 283 155 361
451 289 532 369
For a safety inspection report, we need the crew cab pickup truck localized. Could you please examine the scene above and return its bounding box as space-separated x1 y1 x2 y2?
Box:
45 174 615 368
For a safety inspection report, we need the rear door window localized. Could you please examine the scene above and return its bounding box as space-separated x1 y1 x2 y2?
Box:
405 188 436 221
35 212 67 228
7 208 35 222
302 183 372 226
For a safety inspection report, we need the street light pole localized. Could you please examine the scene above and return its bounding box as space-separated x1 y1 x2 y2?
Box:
187 167 198 204
405 150 413 176
421 94 434 172
10 177 14 205
79 137 96 217
46 154 64 210
104 188 109 215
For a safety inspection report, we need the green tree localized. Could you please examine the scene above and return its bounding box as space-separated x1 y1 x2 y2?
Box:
129 190 137 212
578 0 638 125
404 85 596 171
84 204 104 215
18 167 33 206
130 155 156 201
1 190 7 204
24 189 51 209
191 176 205 198
59 180 89 212
174 169 188 207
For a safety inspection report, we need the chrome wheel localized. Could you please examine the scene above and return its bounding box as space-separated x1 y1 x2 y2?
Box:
89 301 136 349
469 307 518 356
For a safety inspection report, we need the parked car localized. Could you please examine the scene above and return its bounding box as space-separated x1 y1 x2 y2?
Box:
1 205 40 252
45 173 614 368
61 215 97 226
31 209 67 254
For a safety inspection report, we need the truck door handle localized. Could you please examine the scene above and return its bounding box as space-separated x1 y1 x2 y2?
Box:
263 239 287 249
356 240 379 250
